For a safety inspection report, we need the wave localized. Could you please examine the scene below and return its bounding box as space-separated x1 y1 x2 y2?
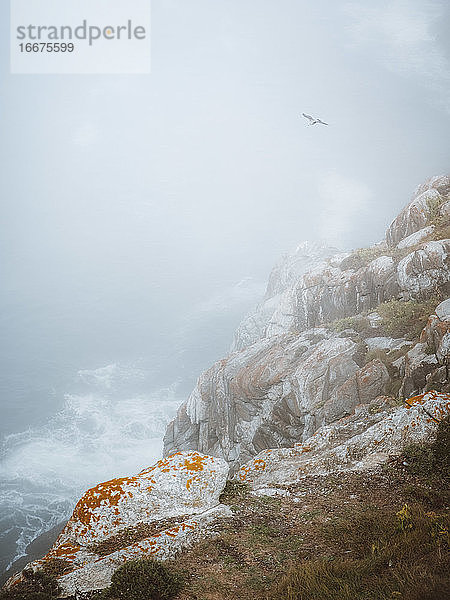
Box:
0 364 181 573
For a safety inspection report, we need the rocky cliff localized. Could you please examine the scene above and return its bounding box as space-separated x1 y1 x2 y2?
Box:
164 175 450 472
3 175 450 598
4 391 449 596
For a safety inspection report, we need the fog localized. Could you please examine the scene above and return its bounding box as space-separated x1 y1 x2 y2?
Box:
0 0 449 577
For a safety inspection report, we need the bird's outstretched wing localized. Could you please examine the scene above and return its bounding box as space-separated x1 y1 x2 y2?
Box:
302 113 315 122
316 119 329 125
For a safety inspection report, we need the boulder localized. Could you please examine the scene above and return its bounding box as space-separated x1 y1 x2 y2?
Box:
422 298 450 363
5 452 230 595
397 226 434 249
397 240 450 297
399 343 439 399
232 242 337 351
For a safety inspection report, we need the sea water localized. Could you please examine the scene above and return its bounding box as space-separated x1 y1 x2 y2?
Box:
0 362 181 575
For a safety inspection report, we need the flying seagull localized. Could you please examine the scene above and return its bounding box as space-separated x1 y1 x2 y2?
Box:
302 113 329 126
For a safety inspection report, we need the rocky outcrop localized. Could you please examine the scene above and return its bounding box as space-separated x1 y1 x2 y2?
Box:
232 241 337 351
393 298 450 399
423 298 450 363
5 452 230 596
237 391 450 490
165 329 393 471
386 174 450 246
164 176 450 470
234 178 449 349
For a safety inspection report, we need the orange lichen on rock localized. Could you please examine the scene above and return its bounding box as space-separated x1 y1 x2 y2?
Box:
44 541 81 562
164 527 180 538
405 391 440 409
72 476 139 526
182 453 209 472
296 444 312 454
239 458 266 481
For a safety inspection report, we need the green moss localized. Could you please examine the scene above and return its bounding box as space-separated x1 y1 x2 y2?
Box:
101 558 183 600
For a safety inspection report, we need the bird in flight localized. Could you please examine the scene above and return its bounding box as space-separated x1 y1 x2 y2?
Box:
302 113 329 126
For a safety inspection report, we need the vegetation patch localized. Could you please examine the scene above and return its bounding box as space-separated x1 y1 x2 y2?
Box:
430 211 450 241
341 246 389 271
101 558 183 600
219 480 250 505
41 558 73 578
426 194 447 222
88 516 189 556
330 315 371 335
168 428 449 600
376 298 441 339
0 569 60 600
396 415 449 481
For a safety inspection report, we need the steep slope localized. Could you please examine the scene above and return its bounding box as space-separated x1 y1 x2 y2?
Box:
164 175 450 471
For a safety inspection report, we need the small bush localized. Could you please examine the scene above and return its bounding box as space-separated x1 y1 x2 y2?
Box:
376 298 439 339
219 480 250 505
331 316 370 334
0 569 60 600
400 415 450 480
101 558 183 600
341 247 389 271
426 195 446 222
41 558 73 578
432 415 450 477
401 443 436 477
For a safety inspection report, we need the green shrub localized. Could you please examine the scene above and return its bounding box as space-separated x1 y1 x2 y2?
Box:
0 569 60 600
376 298 439 339
426 195 446 222
101 558 183 600
399 416 450 480
342 247 389 271
331 316 370 334
219 480 250 505
432 415 450 477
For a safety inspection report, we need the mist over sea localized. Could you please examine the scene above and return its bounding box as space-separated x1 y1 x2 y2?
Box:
0 277 263 577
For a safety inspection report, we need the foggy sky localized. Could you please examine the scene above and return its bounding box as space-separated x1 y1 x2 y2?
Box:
1 1 449 431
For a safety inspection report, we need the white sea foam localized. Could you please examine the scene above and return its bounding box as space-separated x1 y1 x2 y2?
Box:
0 365 181 572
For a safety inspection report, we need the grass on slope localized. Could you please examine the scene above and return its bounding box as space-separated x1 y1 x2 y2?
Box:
170 418 449 600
